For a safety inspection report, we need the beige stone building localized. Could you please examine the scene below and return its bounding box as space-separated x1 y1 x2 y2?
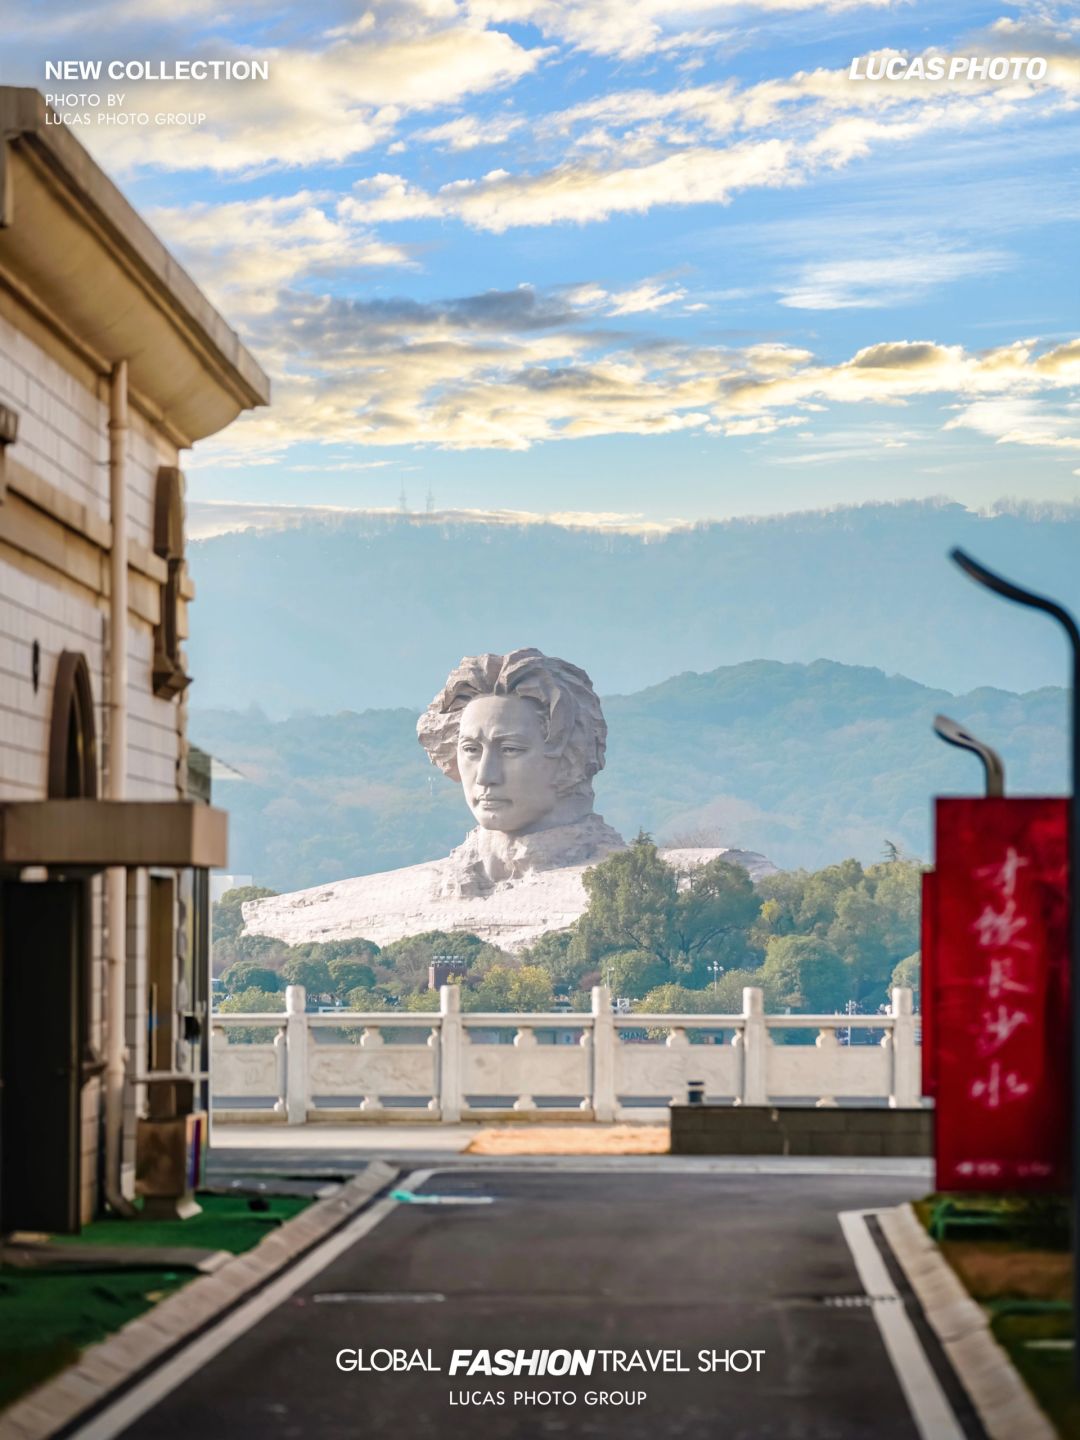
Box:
0 88 269 1230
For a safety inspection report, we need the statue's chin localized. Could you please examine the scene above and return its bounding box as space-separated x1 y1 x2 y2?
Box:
472 812 514 832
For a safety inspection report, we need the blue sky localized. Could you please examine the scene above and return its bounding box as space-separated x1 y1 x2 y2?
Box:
5 0 1079 531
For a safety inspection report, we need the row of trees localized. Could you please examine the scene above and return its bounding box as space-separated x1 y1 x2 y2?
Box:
213 837 921 1018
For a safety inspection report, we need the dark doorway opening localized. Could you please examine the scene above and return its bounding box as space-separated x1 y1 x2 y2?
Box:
0 651 98 1235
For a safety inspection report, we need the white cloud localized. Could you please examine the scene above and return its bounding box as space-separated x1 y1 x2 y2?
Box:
607 282 688 315
945 395 1080 451
338 43 1078 233
415 112 525 149
190 268 1080 459
148 193 415 316
469 0 898 61
345 138 795 230
779 248 1013 309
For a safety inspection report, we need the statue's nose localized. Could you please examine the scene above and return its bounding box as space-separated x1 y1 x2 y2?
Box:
477 747 503 785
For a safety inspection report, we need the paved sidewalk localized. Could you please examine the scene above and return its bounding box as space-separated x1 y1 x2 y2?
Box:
211 1123 476 1154
208 1126 934 1184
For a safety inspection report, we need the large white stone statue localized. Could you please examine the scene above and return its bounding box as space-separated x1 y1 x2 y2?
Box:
242 649 774 952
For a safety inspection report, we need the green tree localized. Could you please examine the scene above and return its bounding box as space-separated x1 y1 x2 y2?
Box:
635 984 713 1015
328 958 377 997
890 951 920 1004
401 989 440 1012
601 950 668 999
379 931 488 990
520 928 593 991
578 834 678 963
825 860 921 1003
345 985 396 1011
464 965 555 1012
216 986 285 1040
672 857 761 982
280 954 333 997
709 966 767 1011
292 938 381 964
761 934 847 1013
220 961 283 994
578 836 759 978
217 986 285 1013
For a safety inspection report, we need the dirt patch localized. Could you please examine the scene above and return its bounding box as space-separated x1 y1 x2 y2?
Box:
941 1242 1070 1302
464 1125 669 1156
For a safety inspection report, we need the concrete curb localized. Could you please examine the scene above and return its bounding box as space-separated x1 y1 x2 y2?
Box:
877 1202 1057 1440
0 1160 399 1440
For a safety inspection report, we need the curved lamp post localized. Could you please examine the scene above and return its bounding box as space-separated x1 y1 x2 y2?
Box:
950 546 1080 1378
933 713 1006 797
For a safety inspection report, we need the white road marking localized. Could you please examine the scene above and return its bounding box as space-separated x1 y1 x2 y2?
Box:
65 1170 433 1440
311 1292 447 1304
839 1209 966 1440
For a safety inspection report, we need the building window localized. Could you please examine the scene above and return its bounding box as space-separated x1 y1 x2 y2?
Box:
48 650 98 800
152 466 191 700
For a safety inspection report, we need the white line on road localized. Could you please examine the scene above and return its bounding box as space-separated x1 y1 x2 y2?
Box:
839 1209 965 1440
65 1170 434 1440
312 1292 447 1304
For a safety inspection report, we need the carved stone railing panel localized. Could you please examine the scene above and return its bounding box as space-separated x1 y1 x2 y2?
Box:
613 1031 738 1104
462 1021 591 1107
308 1040 438 1099
210 1026 280 1100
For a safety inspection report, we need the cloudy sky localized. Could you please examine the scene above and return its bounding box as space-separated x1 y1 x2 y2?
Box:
6 0 1080 527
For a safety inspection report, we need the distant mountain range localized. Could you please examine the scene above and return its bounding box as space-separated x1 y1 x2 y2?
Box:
191 658 1068 892
186 499 1080 715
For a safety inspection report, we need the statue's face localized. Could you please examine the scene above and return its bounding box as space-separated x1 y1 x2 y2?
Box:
457 694 560 833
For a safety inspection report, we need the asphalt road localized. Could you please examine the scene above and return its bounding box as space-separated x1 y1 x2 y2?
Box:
121 1168 926 1440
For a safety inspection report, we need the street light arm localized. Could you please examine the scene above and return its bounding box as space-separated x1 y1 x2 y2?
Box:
932 712 1006 797
951 547 1080 648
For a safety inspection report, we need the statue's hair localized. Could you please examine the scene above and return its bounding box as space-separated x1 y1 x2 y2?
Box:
417 648 607 798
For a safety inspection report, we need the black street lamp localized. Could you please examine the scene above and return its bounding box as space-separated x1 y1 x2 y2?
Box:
950 545 1080 1379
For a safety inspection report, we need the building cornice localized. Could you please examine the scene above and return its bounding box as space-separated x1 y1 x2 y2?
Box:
0 88 270 444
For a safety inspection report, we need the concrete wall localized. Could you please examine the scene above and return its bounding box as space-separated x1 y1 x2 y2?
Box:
670 1105 933 1156
0 295 187 1220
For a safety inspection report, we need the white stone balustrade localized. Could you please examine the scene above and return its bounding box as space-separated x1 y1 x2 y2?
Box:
211 984 922 1123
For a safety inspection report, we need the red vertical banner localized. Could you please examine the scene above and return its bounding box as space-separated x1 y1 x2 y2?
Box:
934 798 1069 1192
921 870 937 1099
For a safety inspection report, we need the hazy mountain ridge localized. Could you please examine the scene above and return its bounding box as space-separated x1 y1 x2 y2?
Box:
192 658 1068 892
187 500 1080 715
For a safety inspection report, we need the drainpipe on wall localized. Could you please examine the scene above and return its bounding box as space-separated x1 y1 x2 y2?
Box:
105 360 135 1216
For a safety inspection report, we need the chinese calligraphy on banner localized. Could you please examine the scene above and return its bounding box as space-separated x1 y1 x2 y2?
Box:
933 798 1069 1191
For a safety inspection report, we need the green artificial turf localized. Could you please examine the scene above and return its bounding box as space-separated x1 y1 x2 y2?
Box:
0 1268 187 1410
993 1310 1080 1440
54 1191 310 1254
0 1192 312 1413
